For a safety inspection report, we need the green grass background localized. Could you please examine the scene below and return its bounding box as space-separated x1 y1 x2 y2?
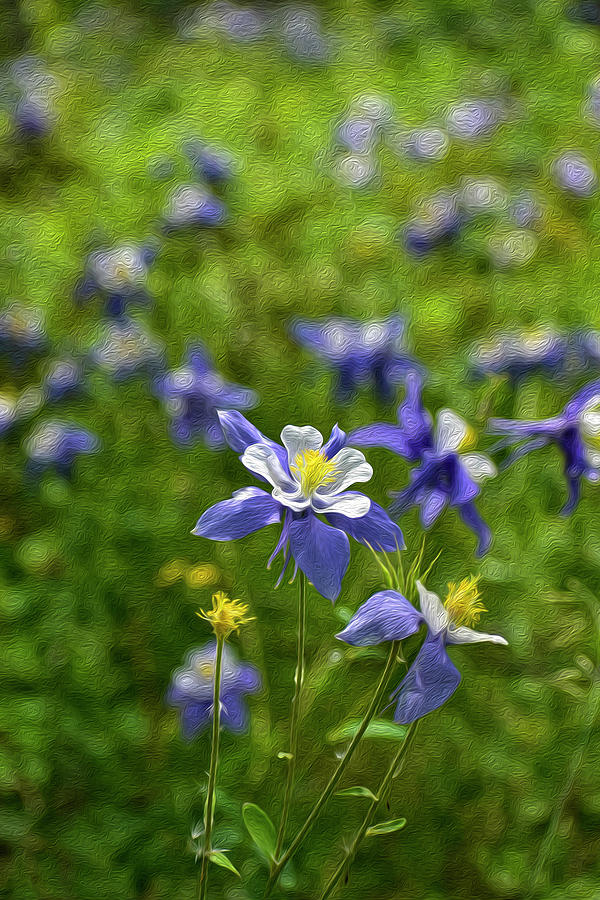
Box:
1 1 600 897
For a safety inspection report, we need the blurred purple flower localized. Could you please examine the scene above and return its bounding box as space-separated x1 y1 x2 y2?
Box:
90 319 164 381
402 191 465 256
352 377 496 554
337 580 506 724
193 413 403 601
553 153 598 197
76 242 158 317
0 303 48 364
402 127 450 162
168 641 261 738
509 192 543 229
154 344 256 447
162 185 228 232
42 357 85 402
446 99 503 141
280 7 330 63
489 379 600 514
24 419 100 475
469 329 570 381
183 139 235 183
0 394 18 437
290 315 422 402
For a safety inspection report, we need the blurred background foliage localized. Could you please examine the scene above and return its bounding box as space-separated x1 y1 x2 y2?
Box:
1 0 600 898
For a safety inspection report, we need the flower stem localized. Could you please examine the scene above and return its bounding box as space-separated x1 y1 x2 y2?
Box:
265 640 400 896
273 571 308 864
198 635 224 900
318 720 419 900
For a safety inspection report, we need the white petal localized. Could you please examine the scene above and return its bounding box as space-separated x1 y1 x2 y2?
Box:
446 625 508 646
461 453 497 482
311 491 371 518
580 409 600 438
316 447 373 495
281 425 323 467
416 580 449 634
272 486 311 511
241 444 296 492
436 409 469 453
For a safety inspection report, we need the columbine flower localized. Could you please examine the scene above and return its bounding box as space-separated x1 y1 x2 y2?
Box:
154 344 256 447
445 98 503 141
162 184 227 233
90 319 165 381
197 591 255 641
42 357 85 402
553 152 598 197
469 329 570 382
193 411 404 601
401 127 450 162
76 242 158 317
351 376 496 554
488 379 600 514
336 578 507 724
0 303 47 364
24 420 100 475
167 641 261 738
290 315 421 402
402 190 465 257
183 139 234 183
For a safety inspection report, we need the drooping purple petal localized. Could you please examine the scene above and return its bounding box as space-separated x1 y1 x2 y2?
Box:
220 692 250 733
561 476 581 516
336 590 423 646
449 459 479 506
457 502 492 556
500 436 550 470
350 423 413 457
179 700 212 739
216 410 271 452
322 424 347 459
288 513 350 602
419 489 448 528
193 487 281 540
488 416 564 437
392 634 461 724
326 499 404 552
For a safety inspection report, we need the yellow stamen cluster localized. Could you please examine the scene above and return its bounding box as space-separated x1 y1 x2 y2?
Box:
291 449 338 496
197 591 254 640
444 575 486 627
457 424 477 452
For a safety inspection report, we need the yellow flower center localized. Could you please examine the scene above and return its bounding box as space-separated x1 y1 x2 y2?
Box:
196 662 215 678
457 424 477 452
197 590 254 640
291 449 338 496
444 575 486 627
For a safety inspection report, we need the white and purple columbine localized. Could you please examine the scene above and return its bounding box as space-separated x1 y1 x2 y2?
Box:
469 329 570 382
0 303 48 365
489 379 600 514
162 184 228 233
24 420 100 476
193 412 404 601
553 152 598 198
76 242 159 317
90 319 165 381
290 315 421 402
154 344 256 447
337 578 507 724
168 641 261 738
351 375 496 554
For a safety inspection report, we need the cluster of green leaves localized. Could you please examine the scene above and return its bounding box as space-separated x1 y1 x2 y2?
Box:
1 0 600 898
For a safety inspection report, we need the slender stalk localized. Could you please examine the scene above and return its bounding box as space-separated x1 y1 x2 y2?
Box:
265 640 400 896
198 636 224 900
273 571 308 863
319 720 419 900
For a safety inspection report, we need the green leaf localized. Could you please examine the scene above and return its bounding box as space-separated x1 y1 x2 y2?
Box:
366 818 407 837
327 718 408 744
242 802 277 861
209 851 240 877
335 786 379 801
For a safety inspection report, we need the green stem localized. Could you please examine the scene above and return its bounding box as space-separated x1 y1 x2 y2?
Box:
265 640 400 896
319 720 419 900
273 571 307 863
198 636 224 900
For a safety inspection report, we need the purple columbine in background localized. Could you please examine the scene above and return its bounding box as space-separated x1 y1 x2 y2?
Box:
0 303 48 365
24 419 100 476
337 579 507 724
351 376 496 554
42 357 85 402
90 318 165 381
469 329 571 382
489 379 600 514
168 641 261 738
162 184 227 233
183 138 235 183
76 242 159 317
290 315 422 402
553 152 598 198
154 344 256 447
193 412 404 601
